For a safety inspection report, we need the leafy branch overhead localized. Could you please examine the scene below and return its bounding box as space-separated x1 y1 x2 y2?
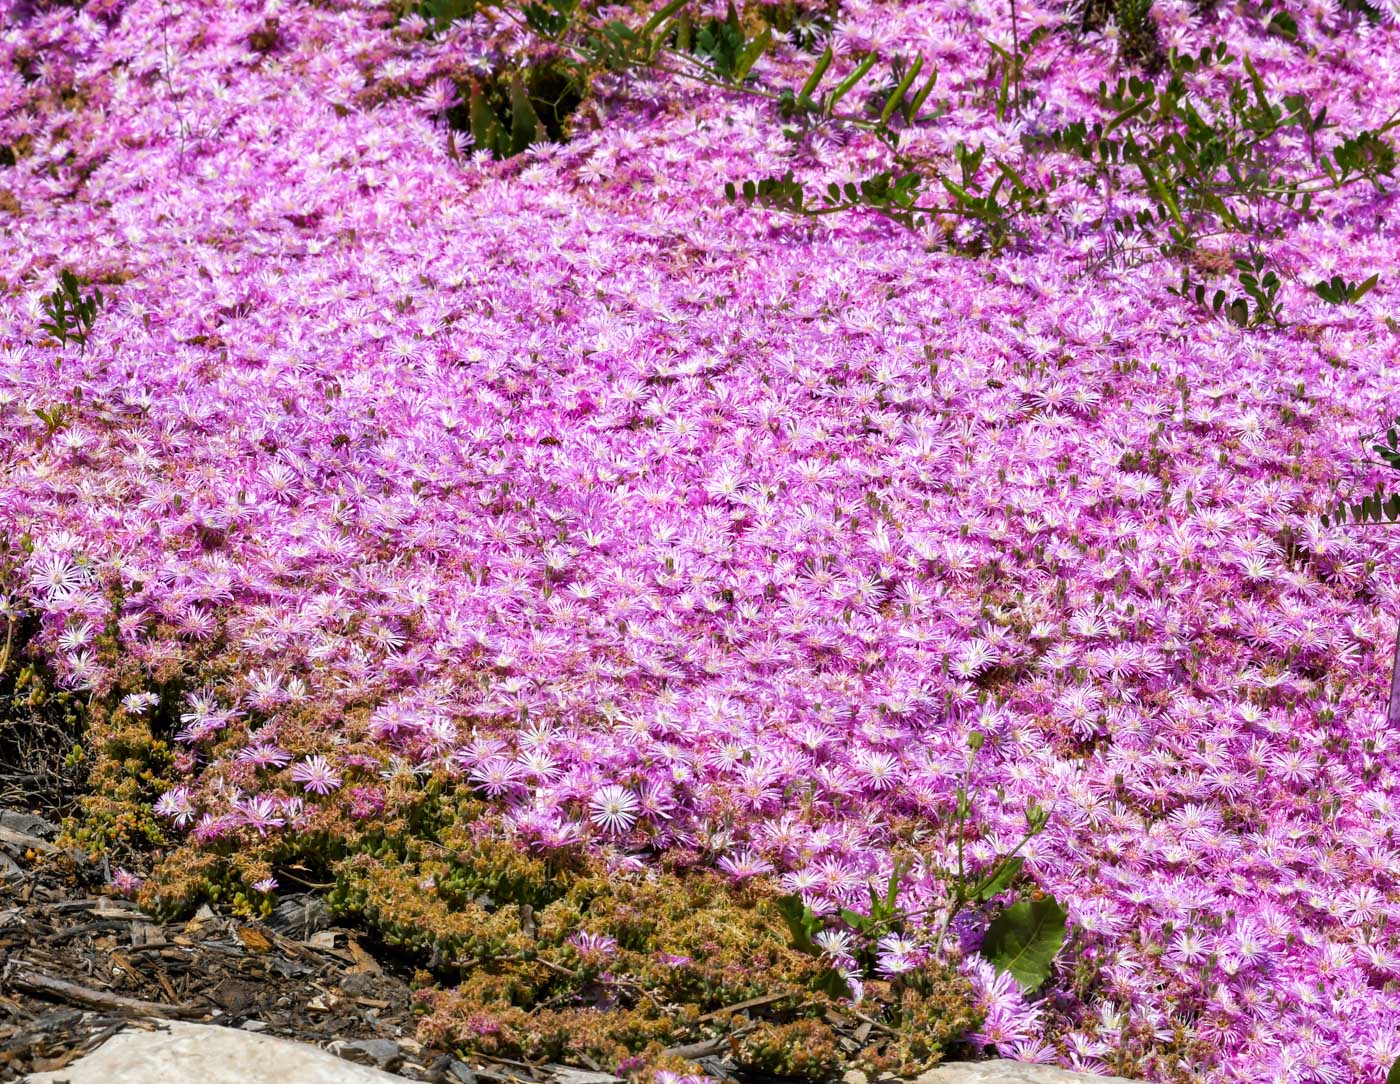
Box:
407 0 1393 330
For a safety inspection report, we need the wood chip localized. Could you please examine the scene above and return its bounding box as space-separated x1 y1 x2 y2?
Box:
156 971 181 1005
307 930 338 950
694 989 803 1023
236 927 274 954
345 937 381 974
131 922 167 948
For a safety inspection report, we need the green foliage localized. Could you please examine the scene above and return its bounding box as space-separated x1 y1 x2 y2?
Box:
1329 129 1398 185
772 733 1064 1003
1038 46 1393 324
1171 252 1283 329
40 269 103 352
981 897 1069 991
523 0 579 35
1388 1055 1400 1084
1321 422 1400 527
1313 272 1379 305
413 0 481 34
776 892 823 954
694 2 747 78
1116 0 1165 69
717 11 1396 323
736 1019 843 1078
446 58 585 159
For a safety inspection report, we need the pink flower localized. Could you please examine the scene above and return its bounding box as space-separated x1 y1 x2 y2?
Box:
110 868 142 897
290 754 342 794
588 785 639 834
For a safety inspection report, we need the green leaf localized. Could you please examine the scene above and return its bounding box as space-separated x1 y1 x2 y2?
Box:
826 53 878 112
1389 1055 1400 1084
879 54 923 125
776 894 821 954
907 66 939 118
798 46 834 101
838 907 875 934
508 75 543 154
974 856 1025 901
469 86 506 156
642 0 688 36
814 967 852 999
733 25 771 81
981 896 1068 991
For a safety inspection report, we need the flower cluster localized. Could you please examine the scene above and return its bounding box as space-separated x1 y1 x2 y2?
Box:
3 0 1400 1079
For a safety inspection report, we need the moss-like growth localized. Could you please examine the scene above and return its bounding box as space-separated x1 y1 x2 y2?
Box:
137 777 981 1078
737 1018 843 1078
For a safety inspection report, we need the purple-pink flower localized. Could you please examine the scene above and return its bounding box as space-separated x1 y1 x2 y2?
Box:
290 754 343 794
2 0 1400 1075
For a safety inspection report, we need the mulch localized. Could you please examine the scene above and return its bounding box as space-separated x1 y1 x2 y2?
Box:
0 806 457 1081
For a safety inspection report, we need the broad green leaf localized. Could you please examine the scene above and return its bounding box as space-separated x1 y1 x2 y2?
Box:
814 967 852 1000
981 896 1067 991
469 86 505 156
838 907 874 933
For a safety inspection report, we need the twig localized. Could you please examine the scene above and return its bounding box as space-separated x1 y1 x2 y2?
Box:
842 1009 898 1037
661 1022 761 1060
44 918 133 944
694 989 804 1023
7 966 205 1019
659 1037 727 1060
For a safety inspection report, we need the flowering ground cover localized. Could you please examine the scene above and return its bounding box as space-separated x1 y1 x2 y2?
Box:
4 0 1400 1079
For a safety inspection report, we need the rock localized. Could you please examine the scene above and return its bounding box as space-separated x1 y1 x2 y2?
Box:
913 1062 1136 1084
332 1038 405 1072
0 850 25 882
25 1021 411 1084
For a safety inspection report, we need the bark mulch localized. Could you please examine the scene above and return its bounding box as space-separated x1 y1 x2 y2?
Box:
0 806 475 1082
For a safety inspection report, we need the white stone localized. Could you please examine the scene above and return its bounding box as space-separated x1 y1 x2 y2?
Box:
25 1021 407 1084
913 1062 1136 1084
27 1023 1136 1084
